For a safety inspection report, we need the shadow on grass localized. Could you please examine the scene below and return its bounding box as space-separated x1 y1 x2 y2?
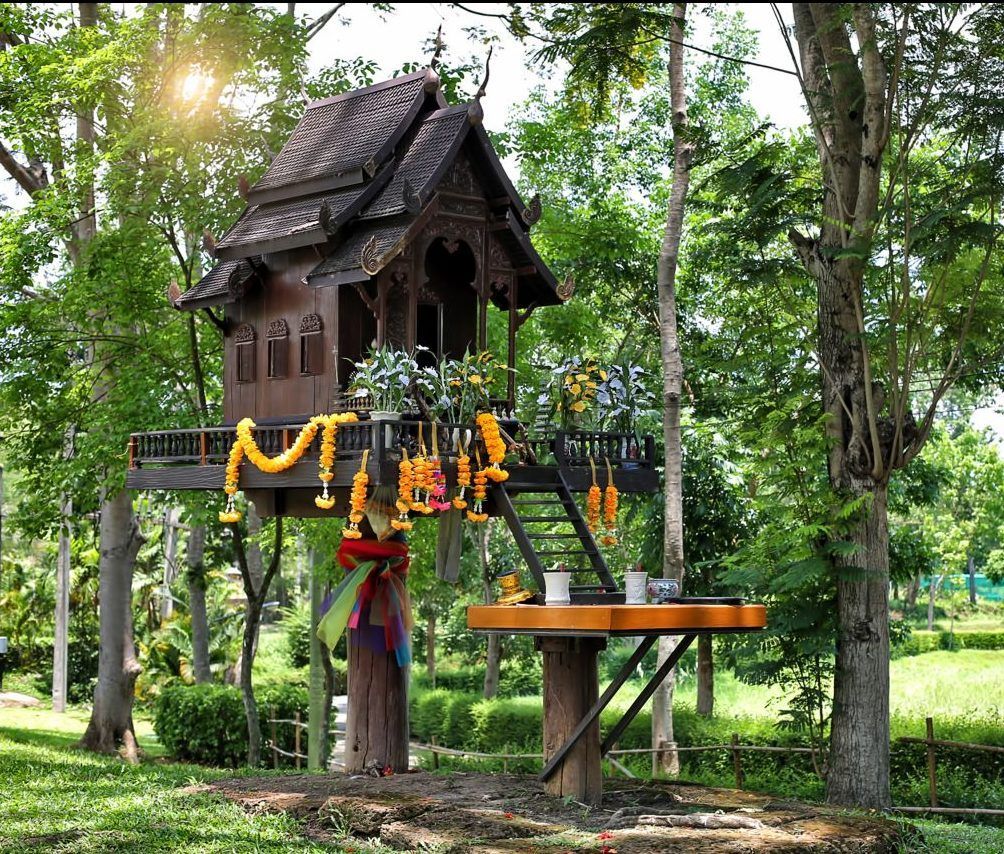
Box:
0 725 83 752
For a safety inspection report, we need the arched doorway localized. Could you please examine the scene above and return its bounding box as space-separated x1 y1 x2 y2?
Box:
419 236 477 366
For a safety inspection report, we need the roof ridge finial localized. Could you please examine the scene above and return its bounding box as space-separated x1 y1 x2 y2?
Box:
430 24 444 70
467 45 493 126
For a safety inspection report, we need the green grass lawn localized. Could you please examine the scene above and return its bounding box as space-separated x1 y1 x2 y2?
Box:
0 707 333 852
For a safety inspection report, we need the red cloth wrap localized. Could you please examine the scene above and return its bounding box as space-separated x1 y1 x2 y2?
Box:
336 537 412 664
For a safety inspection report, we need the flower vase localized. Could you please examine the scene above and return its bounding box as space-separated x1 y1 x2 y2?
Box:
370 410 399 449
542 571 571 606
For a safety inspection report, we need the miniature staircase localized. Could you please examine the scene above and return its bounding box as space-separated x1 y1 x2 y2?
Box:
494 470 618 598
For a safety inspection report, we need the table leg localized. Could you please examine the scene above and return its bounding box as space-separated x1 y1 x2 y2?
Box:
539 635 656 785
600 633 697 754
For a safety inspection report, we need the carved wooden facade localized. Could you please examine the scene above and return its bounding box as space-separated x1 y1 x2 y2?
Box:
173 67 567 424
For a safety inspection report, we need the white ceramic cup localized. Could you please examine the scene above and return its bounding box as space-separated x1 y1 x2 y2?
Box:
624 571 649 604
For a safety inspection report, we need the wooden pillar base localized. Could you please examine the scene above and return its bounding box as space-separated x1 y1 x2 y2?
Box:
540 636 607 804
345 629 409 773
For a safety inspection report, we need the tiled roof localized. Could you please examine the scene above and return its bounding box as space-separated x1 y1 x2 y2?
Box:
248 70 429 205
176 259 259 309
305 216 413 283
357 106 469 221
215 168 390 260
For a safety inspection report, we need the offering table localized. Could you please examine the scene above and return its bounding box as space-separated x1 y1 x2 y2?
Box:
467 603 767 804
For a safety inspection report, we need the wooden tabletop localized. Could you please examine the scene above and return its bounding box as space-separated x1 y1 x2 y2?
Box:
467 603 767 637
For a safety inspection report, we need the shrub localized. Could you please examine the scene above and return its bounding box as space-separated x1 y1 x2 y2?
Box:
34 625 100 704
283 606 312 668
412 659 543 697
892 629 1004 658
154 683 309 767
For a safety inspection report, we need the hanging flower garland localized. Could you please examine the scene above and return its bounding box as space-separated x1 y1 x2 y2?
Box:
476 411 509 482
453 441 471 510
586 457 602 535
343 449 369 540
601 457 619 546
220 413 358 521
427 422 452 512
410 423 434 515
466 447 489 523
392 448 414 532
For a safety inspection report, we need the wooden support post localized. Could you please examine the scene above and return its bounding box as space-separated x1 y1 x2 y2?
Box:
295 711 302 770
307 551 326 771
271 706 278 769
926 716 938 808
345 628 410 773
540 636 607 805
731 733 744 789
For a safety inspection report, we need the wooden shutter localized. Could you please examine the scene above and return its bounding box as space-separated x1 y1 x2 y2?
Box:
266 319 288 379
300 314 323 376
235 323 256 383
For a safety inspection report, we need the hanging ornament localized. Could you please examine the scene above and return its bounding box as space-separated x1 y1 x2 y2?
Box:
466 446 490 523
601 456 619 546
586 456 601 535
392 447 414 531
428 421 452 511
343 449 370 539
476 411 509 482
453 440 471 510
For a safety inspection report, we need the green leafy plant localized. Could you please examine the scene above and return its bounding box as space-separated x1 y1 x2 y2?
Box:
348 346 420 412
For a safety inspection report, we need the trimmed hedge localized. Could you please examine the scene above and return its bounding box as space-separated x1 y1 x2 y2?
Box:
411 658 543 698
154 683 308 767
409 687 1004 797
893 629 1004 658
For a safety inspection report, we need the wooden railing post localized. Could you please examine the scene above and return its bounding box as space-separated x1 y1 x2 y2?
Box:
731 733 744 789
926 716 938 808
295 711 302 770
271 706 278 769
199 431 207 466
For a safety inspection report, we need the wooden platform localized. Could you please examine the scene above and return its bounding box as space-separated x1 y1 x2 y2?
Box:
467 603 767 636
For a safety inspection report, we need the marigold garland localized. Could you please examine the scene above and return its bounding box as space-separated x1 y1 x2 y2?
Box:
392 448 414 531
220 413 358 521
410 425 434 515
453 444 471 510
601 457 619 547
466 466 489 523
428 422 452 512
343 450 369 539
586 457 601 535
476 411 509 483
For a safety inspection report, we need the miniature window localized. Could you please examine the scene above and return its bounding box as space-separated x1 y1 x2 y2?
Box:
266 319 288 379
234 324 256 383
300 314 323 376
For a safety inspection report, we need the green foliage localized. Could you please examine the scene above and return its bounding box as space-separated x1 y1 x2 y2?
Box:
894 629 1004 657
153 683 307 768
282 605 313 669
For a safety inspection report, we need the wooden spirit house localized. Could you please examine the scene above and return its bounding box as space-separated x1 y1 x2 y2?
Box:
128 66 659 601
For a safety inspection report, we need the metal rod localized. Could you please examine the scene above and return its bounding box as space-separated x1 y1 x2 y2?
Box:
538 635 657 782
600 633 696 755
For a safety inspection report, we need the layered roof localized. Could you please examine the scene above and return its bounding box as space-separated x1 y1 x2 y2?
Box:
177 67 560 311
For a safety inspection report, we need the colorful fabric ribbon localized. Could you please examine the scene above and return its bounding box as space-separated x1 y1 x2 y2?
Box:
316 537 413 667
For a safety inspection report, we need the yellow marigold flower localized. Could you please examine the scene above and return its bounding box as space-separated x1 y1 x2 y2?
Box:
470 374 483 384
570 400 587 413
570 383 582 395
576 373 588 381
599 369 608 381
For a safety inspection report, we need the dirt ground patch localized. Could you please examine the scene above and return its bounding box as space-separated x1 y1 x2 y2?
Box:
192 770 911 852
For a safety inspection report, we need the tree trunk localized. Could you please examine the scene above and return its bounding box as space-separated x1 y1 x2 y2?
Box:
246 501 265 623
477 522 501 699
307 548 332 770
231 518 282 767
425 611 436 687
52 490 72 713
652 1 692 776
161 507 182 622
79 489 143 760
906 574 921 610
927 573 942 631
968 555 977 605
345 635 410 772
825 486 891 807
696 634 714 717
187 524 212 684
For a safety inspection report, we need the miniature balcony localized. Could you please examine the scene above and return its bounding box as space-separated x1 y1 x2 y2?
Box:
125 419 659 495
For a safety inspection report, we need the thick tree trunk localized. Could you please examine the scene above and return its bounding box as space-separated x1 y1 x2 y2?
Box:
825 486 891 807
696 634 714 717
79 489 143 760
187 525 212 684
652 1 692 776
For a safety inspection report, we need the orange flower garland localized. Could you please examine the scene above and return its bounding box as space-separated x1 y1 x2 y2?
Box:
343 450 369 539
392 448 414 531
220 413 358 521
453 446 471 510
476 412 509 482
601 457 619 546
586 457 601 535
466 466 489 523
